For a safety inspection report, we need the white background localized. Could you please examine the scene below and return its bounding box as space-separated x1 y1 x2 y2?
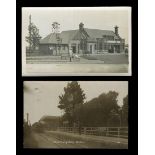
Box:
0 0 16 155
138 1 155 155
0 0 155 155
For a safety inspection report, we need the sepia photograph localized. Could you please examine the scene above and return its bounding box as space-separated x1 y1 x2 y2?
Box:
22 7 131 76
24 81 128 149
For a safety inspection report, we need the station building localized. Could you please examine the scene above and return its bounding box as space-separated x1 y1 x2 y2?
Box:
39 23 125 55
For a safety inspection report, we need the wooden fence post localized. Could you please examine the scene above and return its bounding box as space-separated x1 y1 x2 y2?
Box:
118 127 120 137
84 127 86 135
106 127 109 136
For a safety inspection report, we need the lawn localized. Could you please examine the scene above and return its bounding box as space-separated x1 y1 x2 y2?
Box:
82 54 129 64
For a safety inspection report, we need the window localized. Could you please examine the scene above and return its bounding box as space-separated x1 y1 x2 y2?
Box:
63 45 65 50
80 40 86 50
106 36 114 41
80 42 83 50
99 42 102 50
104 44 108 50
94 44 97 50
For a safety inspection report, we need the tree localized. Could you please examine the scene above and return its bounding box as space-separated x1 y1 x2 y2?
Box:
96 91 119 126
108 109 120 127
122 95 128 126
58 81 86 126
26 15 42 51
51 22 62 55
79 91 120 127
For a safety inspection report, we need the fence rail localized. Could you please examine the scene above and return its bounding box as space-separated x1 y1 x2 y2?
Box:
58 127 128 138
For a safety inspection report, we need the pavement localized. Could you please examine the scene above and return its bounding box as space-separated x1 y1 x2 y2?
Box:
26 54 129 64
26 56 105 64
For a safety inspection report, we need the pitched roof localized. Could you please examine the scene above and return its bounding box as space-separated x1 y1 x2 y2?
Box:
40 28 120 44
73 29 89 40
84 28 120 40
40 33 60 44
39 115 60 122
60 30 77 43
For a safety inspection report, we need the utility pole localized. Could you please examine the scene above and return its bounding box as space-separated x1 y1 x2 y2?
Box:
26 113 29 125
119 107 122 127
52 22 61 55
29 15 32 52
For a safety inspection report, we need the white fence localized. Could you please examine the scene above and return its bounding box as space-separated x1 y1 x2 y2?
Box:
58 127 128 138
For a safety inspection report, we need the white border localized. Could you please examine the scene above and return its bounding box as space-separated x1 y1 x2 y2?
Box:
22 7 131 76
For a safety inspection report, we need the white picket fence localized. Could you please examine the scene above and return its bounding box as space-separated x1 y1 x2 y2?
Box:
58 127 128 138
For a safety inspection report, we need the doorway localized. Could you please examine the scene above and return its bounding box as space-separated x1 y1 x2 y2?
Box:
90 45 92 53
72 46 76 53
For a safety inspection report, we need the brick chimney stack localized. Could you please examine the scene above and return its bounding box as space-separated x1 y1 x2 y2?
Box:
114 25 119 36
79 22 84 31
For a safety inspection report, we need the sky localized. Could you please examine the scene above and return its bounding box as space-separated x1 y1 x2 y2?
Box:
22 7 131 44
24 81 128 124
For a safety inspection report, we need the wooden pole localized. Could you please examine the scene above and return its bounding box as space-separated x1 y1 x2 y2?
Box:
29 15 32 52
26 113 29 125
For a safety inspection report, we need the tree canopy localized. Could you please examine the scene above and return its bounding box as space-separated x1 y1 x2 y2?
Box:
122 95 128 126
80 91 120 127
26 21 42 51
58 81 86 126
58 81 128 127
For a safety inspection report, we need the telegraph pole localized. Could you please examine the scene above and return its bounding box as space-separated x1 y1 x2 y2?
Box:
29 15 32 52
26 113 29 125
52 22 61 55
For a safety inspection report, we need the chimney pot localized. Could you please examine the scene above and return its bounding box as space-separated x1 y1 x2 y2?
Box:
79 22 84 31
114 25 119 36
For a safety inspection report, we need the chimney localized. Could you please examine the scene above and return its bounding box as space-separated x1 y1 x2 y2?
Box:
114 25 119 36
79 22 84 31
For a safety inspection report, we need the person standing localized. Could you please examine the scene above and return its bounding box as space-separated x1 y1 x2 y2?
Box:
69 47 73 62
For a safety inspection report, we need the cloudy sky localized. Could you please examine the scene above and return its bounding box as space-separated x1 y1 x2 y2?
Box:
22 7 131 44
24 81 128 124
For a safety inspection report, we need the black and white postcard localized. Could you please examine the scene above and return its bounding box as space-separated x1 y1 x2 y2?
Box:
22 7 131 76
24 81 128 149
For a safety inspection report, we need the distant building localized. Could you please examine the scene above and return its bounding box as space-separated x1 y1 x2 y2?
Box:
39 23 125 55
39 115 60 131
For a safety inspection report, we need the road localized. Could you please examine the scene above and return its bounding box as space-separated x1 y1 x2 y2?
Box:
24 54 130 76
23 64 129 76
32 132 92 148
26 131 128 149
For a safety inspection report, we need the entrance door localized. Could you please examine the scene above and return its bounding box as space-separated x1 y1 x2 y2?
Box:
90 45 92 53
72 46 76 53
111 46 114 53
